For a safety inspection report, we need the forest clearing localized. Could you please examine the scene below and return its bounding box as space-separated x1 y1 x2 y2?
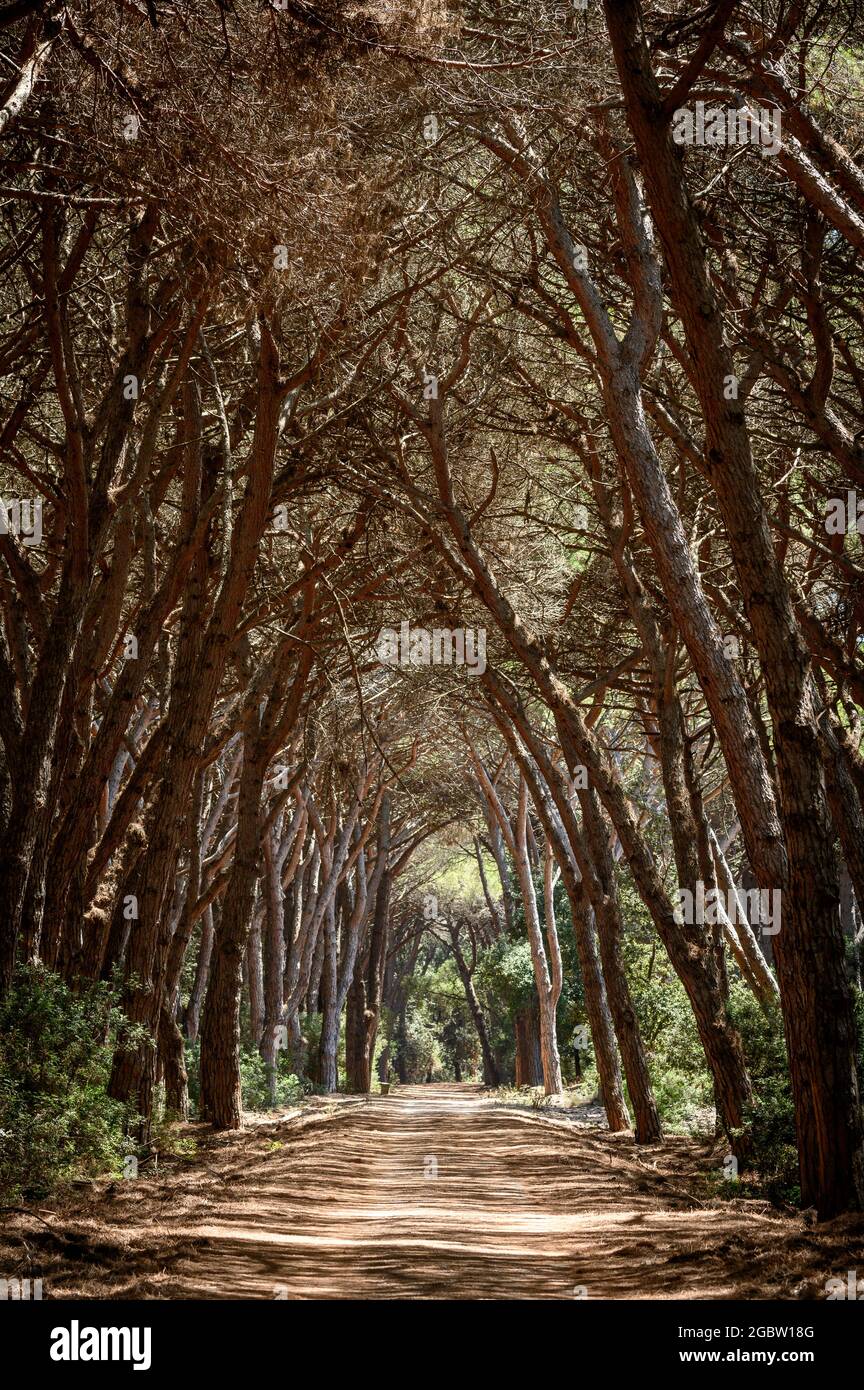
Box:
1 0 864 1348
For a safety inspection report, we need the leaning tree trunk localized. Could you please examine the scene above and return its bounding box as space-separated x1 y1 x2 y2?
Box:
432 114 754 1147
448 923 500 1087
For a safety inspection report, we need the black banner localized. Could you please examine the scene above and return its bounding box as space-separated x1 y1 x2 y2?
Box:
3 1296 858 1378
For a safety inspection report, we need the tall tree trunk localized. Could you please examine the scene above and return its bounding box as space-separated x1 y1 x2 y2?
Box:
317 899 339 1092
361 865 392 1091
110 336 281 1126
199 727 271 1129
515 1003 544 1087
345 970 369 1093
246 914 265 1048
159 1002 189 1119
200 639 314 1129
184 904 215 1044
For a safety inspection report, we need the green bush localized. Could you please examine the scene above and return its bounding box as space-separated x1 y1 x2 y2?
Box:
649 1066 714 1133
728 988 799 1203
621 927 715 1130
0 965 130 1200
239 1049 307 1111
184 1040 308 1113
392 1000 442 1082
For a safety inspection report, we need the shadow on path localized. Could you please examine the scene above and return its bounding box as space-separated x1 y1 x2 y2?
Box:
164 1085 864 1299
8 1084 863 1299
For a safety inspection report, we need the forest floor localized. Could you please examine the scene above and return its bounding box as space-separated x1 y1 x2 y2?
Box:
4 1083 864 1300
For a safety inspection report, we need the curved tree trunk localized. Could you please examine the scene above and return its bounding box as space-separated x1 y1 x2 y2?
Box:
448 921 500 1087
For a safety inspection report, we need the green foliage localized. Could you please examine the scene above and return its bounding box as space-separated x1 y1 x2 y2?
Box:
148 1108 198 1160
0 964 131 1200
650 1067 713 1131
728 989 799 1204
395 1000 443 1081
475 936 536 1012
619 909 715 1132
406 964 477 1078
238 1050 308 1111
185 1041 308 1114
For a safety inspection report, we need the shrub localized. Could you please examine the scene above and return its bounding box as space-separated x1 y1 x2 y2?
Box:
728 987 799 1203
0 965 130 1200
184 1040 308 1114
238 1049 307 1111
649 1066 714 1134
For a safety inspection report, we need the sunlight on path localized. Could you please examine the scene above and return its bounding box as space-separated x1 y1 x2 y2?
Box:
163 1084 793 1300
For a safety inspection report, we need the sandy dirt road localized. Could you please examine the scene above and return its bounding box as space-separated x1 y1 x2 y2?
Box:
7 1084 864 1299
156 1086 864 1299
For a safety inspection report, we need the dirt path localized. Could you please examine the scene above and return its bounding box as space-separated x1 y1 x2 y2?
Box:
6 1084 864 1299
